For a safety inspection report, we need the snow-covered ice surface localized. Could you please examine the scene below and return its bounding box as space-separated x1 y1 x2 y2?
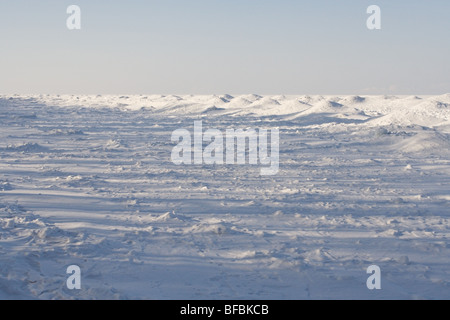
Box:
1 94 450 299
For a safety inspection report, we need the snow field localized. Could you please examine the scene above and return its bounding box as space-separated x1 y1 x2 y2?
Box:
1 94 449 299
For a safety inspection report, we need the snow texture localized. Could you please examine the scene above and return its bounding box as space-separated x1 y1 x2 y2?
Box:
0 94 449 299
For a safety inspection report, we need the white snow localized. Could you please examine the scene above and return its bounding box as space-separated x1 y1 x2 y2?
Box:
0 94 449 299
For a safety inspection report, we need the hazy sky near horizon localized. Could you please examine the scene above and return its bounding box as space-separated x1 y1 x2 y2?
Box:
1 0 449 95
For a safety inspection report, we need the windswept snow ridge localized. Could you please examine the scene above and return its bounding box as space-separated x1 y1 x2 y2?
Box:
0 94 450 299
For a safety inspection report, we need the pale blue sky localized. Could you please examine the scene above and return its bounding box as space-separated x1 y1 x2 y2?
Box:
1 0 449 94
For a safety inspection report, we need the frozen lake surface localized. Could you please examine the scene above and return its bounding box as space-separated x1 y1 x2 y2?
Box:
1 94 449 299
